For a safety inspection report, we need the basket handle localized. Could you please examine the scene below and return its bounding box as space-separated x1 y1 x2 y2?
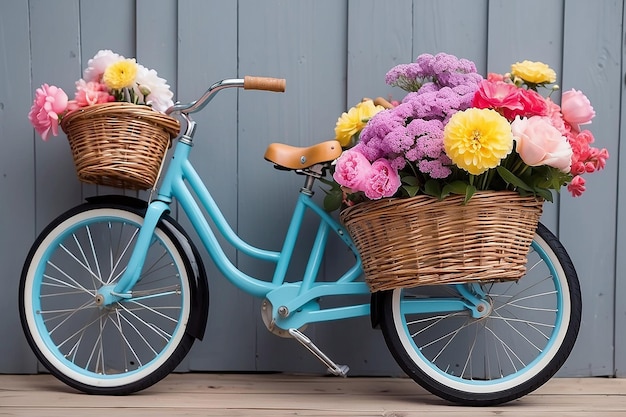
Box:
243 76 286 92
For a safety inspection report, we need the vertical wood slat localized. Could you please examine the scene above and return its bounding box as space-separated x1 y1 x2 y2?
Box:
28 1 84 372
78 0 137 200
487 0 565 233
176 0 249 371
135 0 179 204
616 0 626 378
346 0 413 105
412 0 489 71
319 0 416 374
30 0 84 231
236 0 354 373
0 1 38 373
560 0 622 376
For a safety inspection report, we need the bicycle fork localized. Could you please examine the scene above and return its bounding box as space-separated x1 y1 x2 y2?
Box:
94 200 170 305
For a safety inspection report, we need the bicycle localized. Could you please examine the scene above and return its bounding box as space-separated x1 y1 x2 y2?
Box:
19 76 582 406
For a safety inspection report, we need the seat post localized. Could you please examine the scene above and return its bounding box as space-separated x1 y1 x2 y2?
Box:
300 175 315 196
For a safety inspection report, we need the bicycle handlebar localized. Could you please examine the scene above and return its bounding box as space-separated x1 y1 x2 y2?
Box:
165 76 286 116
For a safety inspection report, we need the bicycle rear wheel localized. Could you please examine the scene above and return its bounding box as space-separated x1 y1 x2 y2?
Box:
19 204 196 395
378 222 581 406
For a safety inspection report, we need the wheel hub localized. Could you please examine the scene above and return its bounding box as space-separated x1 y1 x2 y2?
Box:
94 285 123 308
472 298 493 319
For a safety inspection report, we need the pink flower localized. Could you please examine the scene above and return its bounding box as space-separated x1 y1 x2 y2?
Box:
544 98 569 135
487 72 505 82
362 158 401 199
27 84 69 141
333 148 372 189
472 80 523 117
567 175 586 197
511 116 572 172
74 79 115 107
593 148 609 171
561 89 595 132
568 129 609 174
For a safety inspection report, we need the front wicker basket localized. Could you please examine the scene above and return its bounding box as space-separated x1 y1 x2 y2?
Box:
60 103 180 190
340 191 544 292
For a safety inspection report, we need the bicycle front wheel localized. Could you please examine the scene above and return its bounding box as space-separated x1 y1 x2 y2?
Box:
379 222 582 406
19 204 196 395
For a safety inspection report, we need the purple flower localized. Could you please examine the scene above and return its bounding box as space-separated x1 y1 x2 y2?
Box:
385 63 425 92
418 159 452 179
352 52 483 187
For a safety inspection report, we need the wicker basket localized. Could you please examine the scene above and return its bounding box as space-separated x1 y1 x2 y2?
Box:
340 191 543 292
60 103 180 190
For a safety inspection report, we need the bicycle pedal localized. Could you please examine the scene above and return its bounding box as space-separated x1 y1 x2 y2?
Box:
288 328 349 377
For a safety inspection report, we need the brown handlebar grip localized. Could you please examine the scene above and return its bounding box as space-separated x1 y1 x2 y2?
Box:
373 96 394 109
243 76 286 92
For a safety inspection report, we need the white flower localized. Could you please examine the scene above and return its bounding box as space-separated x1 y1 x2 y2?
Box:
83 50 124 82
134 64 174 113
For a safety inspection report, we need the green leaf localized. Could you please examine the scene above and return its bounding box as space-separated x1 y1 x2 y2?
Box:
423 180 442 199
496 166 533 191
441 180 470 198
323 188 343 212
534 187 554 202
402 185 419 197
463 184 477 204
401 175 419 187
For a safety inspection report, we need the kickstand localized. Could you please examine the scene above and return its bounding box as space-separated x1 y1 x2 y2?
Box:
288 328 349 377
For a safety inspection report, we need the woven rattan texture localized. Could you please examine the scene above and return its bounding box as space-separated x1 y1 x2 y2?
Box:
61 103 180 190
340 191 544 292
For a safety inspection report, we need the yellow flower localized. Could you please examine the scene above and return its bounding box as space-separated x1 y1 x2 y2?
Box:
510 60 556 84
443 108 513 175
335 99 384 147
103 59 138 90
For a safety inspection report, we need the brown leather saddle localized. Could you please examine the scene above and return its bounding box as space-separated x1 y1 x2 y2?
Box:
264 140 342 170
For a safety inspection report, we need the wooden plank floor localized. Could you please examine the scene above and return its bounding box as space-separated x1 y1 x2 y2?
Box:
2 373 626 416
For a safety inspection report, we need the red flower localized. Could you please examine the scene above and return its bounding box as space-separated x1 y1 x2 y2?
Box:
472 80 523 118
516 88 548 118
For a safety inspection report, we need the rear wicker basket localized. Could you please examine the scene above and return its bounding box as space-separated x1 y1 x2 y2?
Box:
60 103 180 190
340 191 543 292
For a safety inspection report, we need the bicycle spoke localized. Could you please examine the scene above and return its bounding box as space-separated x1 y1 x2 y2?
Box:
459 322 481 380
67 234 105 289
408 312 467 337
126 300 179 324
44 264 94 297
116 302 172 342
484 325 525 371
85 225 103 285
106 225 138 285
52 306 103 349
110 310 145 368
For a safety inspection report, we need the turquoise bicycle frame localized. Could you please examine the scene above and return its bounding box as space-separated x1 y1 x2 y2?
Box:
110 136 372 328
110 134 478 332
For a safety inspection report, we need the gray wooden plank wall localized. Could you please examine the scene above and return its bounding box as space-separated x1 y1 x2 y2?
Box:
0 0 623 377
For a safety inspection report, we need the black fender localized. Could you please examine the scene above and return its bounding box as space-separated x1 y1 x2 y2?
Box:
85 195 209 340
370 291 384 329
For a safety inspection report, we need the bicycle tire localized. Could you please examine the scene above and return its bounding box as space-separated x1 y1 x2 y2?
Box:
378 222 582 406
19 203 197 395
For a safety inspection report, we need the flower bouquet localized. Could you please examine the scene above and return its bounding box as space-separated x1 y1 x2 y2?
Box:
28 50 180 190
325 53 609 291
